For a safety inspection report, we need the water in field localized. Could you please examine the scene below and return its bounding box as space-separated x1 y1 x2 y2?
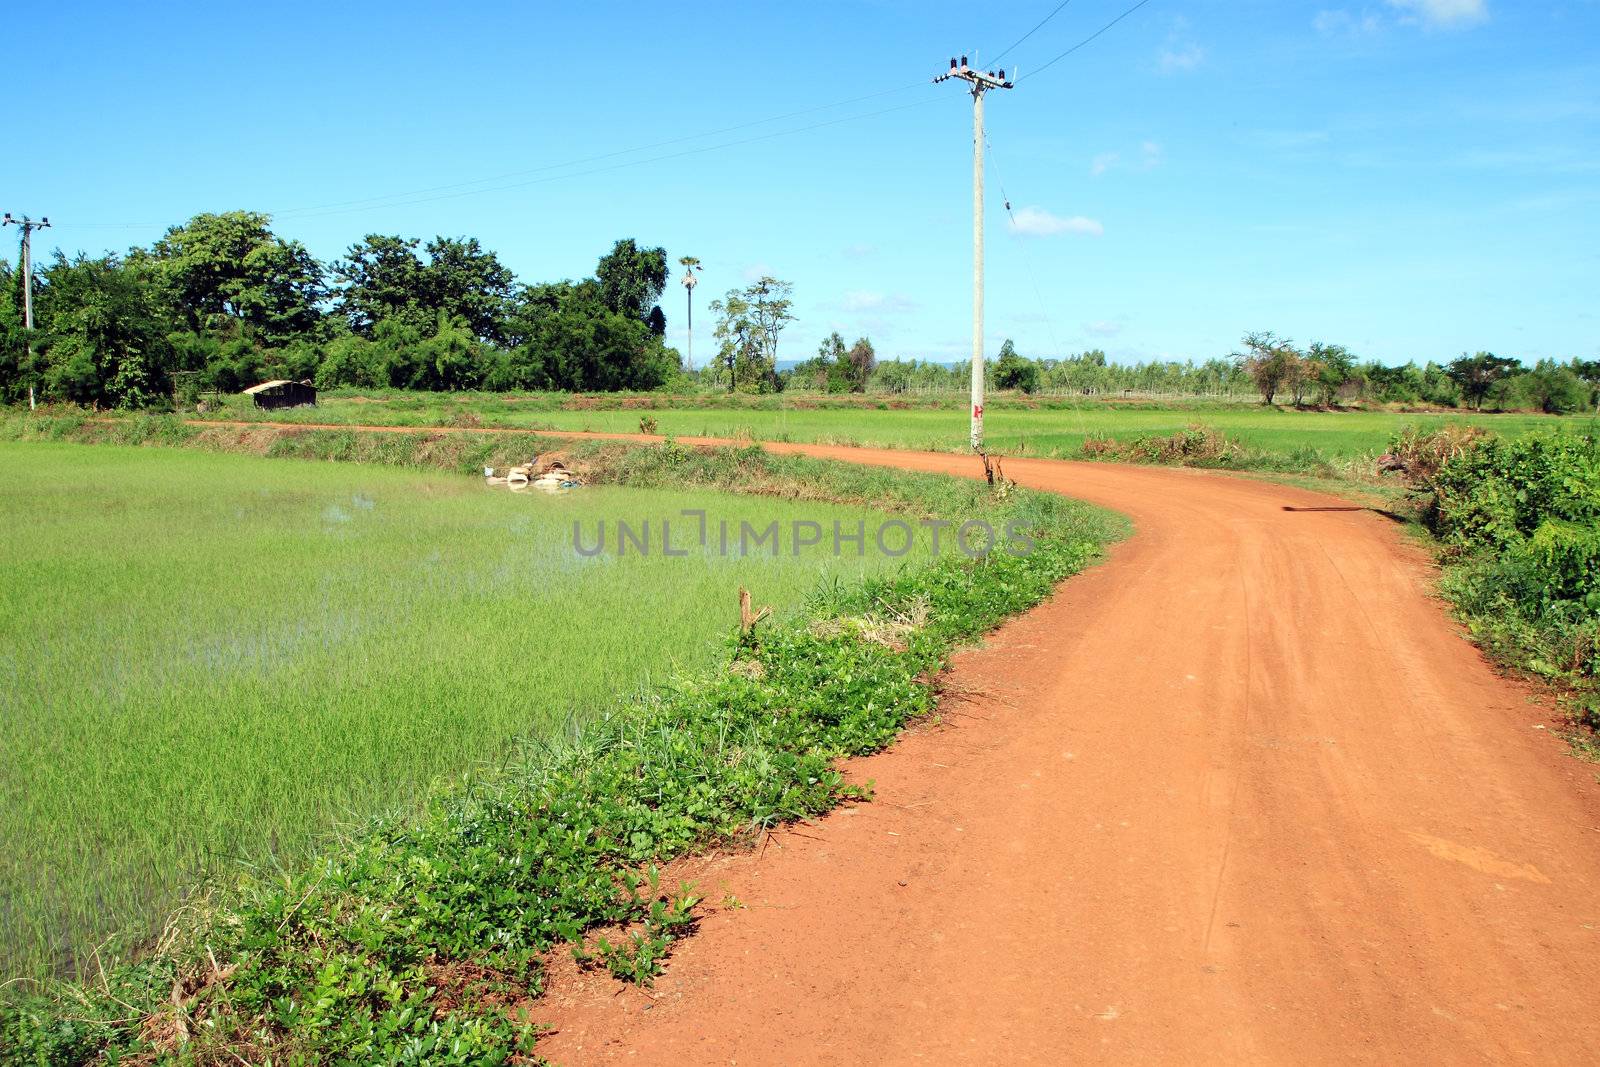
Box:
0 442 914 981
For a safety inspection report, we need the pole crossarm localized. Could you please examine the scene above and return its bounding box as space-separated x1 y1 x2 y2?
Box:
933 56 1015 92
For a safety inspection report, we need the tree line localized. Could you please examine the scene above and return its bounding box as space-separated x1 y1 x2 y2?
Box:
870 334 1595 413
2 212 1594 412
1228 331 1598 413
0 211 685 407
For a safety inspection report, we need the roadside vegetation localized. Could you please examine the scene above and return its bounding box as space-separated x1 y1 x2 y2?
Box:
1388 428 1600 737
0 422 1122 1064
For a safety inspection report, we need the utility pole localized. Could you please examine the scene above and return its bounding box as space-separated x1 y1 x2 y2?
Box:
3 214 51 410
935 57 1012 451
679 256 701 371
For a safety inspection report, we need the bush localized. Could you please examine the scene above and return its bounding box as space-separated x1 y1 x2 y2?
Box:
1380 424 1490 486
1427 432 1600 551
1416 430 1600 727
993 351 1040 394
1080 424 1241 465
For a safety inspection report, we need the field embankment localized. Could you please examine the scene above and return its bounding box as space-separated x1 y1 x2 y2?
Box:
172 391 1593 472
0 415 1121 1064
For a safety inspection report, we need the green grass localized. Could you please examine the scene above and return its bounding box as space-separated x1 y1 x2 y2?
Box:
1 436 1122 1065
187 389 1596 462
0 441 936 984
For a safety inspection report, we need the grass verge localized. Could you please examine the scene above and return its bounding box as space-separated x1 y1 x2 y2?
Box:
0 413 1123 1064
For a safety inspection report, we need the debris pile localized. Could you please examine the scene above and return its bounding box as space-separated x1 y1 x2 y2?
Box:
484 459 583 494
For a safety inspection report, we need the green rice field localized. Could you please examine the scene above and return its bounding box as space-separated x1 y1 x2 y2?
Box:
196 390 1595 461
0 442 921 981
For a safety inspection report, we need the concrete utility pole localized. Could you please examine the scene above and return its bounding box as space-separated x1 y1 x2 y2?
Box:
935 57 1012 451
3 213 51 410
679 256 701 371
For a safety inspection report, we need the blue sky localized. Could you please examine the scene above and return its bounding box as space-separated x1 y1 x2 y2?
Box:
12 0 1597 368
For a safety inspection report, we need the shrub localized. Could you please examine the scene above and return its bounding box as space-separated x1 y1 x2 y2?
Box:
1078 424 1241 465
1427 432 1600 552
1379 424 1491 487
1416 430 1600 728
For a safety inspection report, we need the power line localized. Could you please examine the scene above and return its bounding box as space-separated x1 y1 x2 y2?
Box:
58 0 1155 237
984 139 1065 364
988 0 1076 68
282 96 943 222
271 81 931 221
1017 0 1157 81
67 82 936 231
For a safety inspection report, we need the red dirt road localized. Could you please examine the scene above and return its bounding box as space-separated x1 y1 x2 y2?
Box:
203 424 1600 1062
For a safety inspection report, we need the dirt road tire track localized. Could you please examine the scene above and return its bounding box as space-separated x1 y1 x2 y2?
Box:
195 421 1600 1063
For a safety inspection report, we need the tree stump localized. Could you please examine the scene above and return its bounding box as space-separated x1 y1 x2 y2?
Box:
739 587 771 637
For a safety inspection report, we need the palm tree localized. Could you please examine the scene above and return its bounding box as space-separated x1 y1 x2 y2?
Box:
678 256 701 370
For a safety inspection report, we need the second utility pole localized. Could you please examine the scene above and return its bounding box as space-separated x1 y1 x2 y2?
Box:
3 213 51 410
936 57 1012 451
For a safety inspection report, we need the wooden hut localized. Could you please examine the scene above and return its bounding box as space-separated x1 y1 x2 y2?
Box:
243 380 317 410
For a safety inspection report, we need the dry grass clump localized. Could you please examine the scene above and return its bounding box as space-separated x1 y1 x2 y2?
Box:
1378 424 1491 485
810 597 931 653
1080 424 1243 465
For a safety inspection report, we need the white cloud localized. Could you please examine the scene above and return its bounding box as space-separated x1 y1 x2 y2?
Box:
1313 9 1382 36
1083 320 1124 338
1159 42 1206 72
1157 16 1205 74
1319 0 1486 35
840 243 877 261
1386 0 1488 28
1091 142 1162 176
840 290 917 314
740 262 774 282
1008 207 1104 238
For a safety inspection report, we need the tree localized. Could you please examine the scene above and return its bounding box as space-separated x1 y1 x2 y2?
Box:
844 337 876 393
333 235 430 336
794 332 846 391
0 257 31 404
500 279 678 391
1233 331 1300 405
1446 351 1521 410
333 234 517 345
709 289 760 392
33 253 176 408
993 339 1039 394
1418 361 1461 407
1519 359 1591 414
709 276 794 392
871 359 912 394
1572 358 1600 410
1307 341 1354 406
421 236 517 345
596 239 669 332
140 211 325 345
746 276 794 375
